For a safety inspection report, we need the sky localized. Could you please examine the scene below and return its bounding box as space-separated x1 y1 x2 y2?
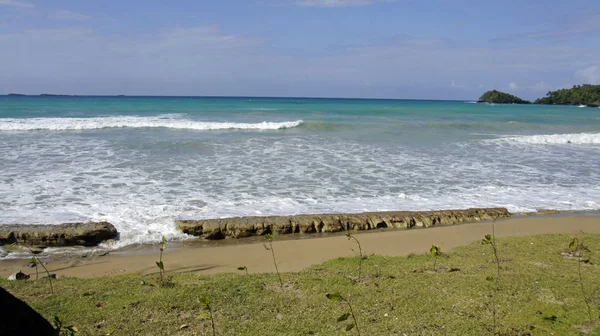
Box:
0 0 599 100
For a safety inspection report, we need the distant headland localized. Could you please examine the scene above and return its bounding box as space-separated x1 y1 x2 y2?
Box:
8 93 74 97
479 84 600 107
478 90 530 104
6 93 129 98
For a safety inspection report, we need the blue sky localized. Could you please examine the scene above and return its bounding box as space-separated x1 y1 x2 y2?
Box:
0 0 599 99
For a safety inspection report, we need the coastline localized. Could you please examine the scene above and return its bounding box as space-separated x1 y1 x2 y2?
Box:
1 214 599 279
3 98 599 249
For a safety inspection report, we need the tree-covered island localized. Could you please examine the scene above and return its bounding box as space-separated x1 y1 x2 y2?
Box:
478 84 600 107
534 84 600 107
478 90 531 104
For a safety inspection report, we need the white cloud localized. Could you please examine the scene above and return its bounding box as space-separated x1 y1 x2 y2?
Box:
49 10 91 21
295 0 392 8
574 65 599 84
0 0 34 8
508 82 518 90
0 28 91 41
450 80 469 89
0 26 263 82
0 22 599 98
531 81 553 92
493 14 600 43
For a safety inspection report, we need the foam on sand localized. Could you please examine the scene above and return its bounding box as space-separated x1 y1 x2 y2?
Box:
2 216 600 278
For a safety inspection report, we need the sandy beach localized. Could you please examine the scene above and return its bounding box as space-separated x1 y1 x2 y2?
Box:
1 215 599 279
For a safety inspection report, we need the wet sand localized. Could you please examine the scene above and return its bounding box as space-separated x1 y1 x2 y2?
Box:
1 215 599 278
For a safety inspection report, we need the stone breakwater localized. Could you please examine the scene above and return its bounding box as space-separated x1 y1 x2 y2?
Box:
0 222 118 247
176 208 511 240
0 208 512 248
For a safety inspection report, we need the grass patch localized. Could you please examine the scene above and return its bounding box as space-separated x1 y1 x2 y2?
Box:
2 234 600 335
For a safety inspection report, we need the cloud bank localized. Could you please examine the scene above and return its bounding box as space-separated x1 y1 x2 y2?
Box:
294 0 394 7
0 3 598 99
0 0 33 8
574 65 599 84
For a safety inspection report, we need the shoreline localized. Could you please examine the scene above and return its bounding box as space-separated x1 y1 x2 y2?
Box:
1 208 598 253
1 214 599 279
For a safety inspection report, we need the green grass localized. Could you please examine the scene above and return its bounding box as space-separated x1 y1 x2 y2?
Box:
2 234 600 335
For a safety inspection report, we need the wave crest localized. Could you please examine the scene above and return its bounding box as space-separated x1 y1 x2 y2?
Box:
490 132 600 145
0 116 304 131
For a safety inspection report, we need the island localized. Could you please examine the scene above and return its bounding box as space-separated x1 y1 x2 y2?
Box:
478 84 600 107
477 90 531 104
534 84 600 107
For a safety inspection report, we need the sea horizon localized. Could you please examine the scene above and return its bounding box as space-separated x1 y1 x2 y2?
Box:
3 93 473 103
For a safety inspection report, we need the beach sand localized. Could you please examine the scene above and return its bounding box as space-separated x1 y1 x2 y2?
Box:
1 215 599 279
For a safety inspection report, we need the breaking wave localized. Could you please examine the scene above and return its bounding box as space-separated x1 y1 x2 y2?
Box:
489 132 600 145
0 115 304 131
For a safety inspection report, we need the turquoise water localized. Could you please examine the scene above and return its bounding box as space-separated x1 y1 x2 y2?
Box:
1 96 599 248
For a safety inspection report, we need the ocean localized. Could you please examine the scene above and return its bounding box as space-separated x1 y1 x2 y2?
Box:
1 96 599 249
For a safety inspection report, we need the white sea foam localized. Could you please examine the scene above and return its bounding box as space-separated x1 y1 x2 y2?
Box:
489 132 600 145
0 115 303 131
1 121 600 257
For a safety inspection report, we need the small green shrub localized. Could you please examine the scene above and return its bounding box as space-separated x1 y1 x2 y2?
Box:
326 293 361 335
53 315 78 335
481 221 501 333
568 237 594 321
429 244 441 271
156 235 167 286
345 232 365 281
11 242 53 294
198 296 216 336
264 234 283 288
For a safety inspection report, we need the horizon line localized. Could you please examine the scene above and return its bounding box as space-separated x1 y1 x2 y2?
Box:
2 93 470 102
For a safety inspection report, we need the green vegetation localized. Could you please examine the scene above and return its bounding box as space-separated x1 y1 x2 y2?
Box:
2 234 600 335
155 236 167 287
326 293 361 335
198 295 216 336
264 234 283 288
52 315 79 335
11 242 54 294
478 90 531 104
345 232 365 281
429 244 442 272
479 84 600 107
534 84 600 107
481 223 502 334
568 237 593 321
